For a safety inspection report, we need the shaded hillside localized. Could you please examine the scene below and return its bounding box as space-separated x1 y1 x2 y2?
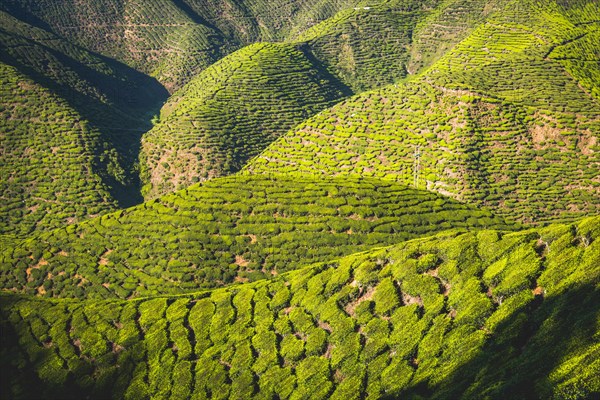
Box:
0 0 358 91
1 216 597 399
246 0 600 224
0 175 511 299
0 10 168 127
0 10 169 214
0 63 120 236
139 42 350 198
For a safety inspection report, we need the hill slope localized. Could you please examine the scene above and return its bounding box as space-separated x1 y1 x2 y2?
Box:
0 10 169 234
0 63 121 236
139 43 350 198
0 9 168 127
1 216 597 399
0 0 357 91
293 0 499 92
0 175 511 299
137 0 509 199
246 0 600 224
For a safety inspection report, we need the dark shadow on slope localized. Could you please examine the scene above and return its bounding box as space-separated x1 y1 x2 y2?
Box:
172 0 222 34
0 1 54 33
297 42 355 99
0 294 136 400
385 282 600 399
0 29 169 208
0 296 48 400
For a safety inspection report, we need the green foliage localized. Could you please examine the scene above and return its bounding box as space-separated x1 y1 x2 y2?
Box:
140 42 350 199
0 0 359 91
1 2 598 399
0 63 121 235
1 216 598 399
0 174 510 299
246 0 600 225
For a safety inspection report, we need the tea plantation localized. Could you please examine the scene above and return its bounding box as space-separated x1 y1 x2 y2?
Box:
0 0 358 91
0 9 169 234
1 216 597 399
1 0 599 399
0 9 168 126
247 0 600 224
139 43 350 199
138 0 501 198
0 175 511 299
0 63 120 236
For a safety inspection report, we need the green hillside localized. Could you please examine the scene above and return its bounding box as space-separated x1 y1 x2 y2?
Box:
0 175 511 299
1 0 523 213
1 216 597 399
137 0 511 199
293 1 423 92
0 63 121 236
293 0 497 92
139 43 350 198
0 9 170 234
406 0 501 75
0 9 167 125
0 0 357 91
246 0 600 224
1 1 599 399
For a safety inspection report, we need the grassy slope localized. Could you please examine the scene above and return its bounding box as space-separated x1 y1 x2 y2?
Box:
246 0 600 224
0 63 120 236
1 216 597 399
0 175 511 299
406 0 503 74
293 0 499 92
293 0 427 92
139 43 351 199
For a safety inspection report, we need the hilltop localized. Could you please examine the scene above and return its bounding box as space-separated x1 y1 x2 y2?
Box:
139 43 350 198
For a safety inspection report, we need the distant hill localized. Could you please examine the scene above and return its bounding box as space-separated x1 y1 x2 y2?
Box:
0 0 357 91
294 0 495 92
139 43 350 199
1 216 597 399
246 0 600 224
0 174 511 299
